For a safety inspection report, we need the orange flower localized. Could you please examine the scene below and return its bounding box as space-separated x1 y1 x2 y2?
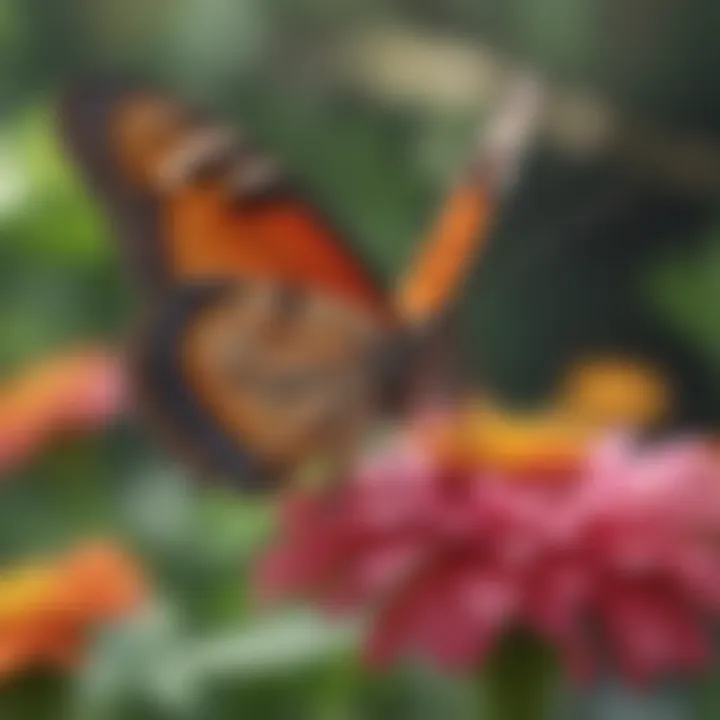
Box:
423 357 674 477
0 542 146 678
425 404 589 476
0 348 126 474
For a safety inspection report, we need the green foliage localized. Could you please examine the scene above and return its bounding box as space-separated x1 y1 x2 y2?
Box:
1 1 719 718
648 229 720 370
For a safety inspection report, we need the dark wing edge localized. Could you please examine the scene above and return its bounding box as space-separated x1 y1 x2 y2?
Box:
59 78 172 295
131 281 275 492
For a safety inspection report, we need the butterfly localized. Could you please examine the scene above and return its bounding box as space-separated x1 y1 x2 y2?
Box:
59 80 527 490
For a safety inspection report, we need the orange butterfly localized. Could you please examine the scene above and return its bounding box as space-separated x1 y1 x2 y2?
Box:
60 80 524 489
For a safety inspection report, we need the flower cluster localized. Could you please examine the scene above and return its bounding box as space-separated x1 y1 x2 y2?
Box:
0 542 145 677
0 348 125 473
258 420 720 684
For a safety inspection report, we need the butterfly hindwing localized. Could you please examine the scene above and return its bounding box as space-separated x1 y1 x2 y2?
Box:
134 282 268 487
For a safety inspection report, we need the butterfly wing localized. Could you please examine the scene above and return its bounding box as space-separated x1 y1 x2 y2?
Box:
60 82 388 311
134 280 388 486
61 82 394 487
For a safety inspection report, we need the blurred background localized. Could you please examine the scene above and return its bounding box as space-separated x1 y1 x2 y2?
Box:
1 0 720 718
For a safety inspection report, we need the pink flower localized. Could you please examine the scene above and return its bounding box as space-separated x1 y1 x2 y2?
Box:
256 429 720 685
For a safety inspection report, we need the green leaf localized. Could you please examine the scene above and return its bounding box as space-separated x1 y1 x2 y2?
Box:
75 607 362 718
159 611 361 686
647 231 720 366
73 604 184 720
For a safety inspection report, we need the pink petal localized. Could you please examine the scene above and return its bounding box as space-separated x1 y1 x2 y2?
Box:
600 586 712 683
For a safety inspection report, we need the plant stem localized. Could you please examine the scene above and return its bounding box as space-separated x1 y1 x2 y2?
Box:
481 632 559 720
